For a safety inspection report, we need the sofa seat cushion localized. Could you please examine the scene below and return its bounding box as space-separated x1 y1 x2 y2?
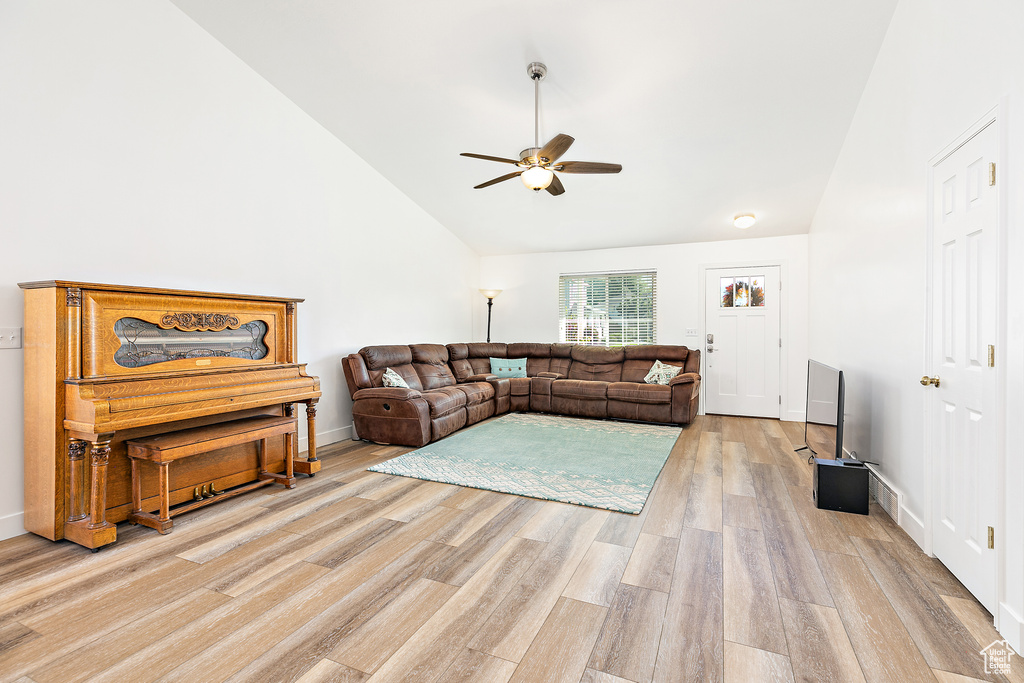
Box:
458 381 495 406
509 377 532 396
420 386 467 417
551 379 608 400
607 382 672 404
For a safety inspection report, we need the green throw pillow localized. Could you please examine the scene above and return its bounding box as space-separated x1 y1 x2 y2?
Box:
489 357 527 378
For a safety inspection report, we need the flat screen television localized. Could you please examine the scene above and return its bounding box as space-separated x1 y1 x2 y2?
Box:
802 360 845 460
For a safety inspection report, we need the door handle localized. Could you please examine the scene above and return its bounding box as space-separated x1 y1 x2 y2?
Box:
920 375 940 387
707 346 715 354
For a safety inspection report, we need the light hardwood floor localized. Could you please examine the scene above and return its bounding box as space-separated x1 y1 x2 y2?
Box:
0 415 1019 683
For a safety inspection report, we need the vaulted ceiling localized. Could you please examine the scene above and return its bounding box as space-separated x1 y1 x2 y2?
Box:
170 0 898 255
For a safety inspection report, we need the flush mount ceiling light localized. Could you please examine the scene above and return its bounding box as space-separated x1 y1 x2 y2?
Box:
460 62 623 195
734 214 756 229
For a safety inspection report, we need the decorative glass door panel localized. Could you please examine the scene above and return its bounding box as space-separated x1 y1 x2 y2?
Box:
113 318 269 368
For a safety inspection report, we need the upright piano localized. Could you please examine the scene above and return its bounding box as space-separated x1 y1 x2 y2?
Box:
20 281 321 550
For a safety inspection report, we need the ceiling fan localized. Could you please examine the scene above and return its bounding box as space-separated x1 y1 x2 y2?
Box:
461 62 622 196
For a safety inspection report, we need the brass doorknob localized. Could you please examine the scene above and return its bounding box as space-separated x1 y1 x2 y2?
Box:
920 375 940 387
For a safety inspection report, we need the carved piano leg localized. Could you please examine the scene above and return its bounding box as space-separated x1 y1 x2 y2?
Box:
292 400 321 476
67 439 88 523
64 434 117 550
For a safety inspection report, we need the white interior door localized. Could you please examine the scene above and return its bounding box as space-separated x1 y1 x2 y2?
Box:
704 266 781 418
928 121 998 613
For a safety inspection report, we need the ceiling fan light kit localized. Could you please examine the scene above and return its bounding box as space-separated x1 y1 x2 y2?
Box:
521 165 554 190
461 62 622 196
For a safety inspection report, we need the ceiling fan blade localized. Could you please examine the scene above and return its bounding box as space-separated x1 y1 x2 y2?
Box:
461 152 521 165
545 173 565 196
473 171 522 189
537 134 575 164
557 161 622 174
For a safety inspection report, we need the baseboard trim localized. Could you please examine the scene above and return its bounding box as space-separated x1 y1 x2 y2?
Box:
998 603 1024 654
299 425 351 455
784 410 805 423
899 504 926 549
0 512 26 542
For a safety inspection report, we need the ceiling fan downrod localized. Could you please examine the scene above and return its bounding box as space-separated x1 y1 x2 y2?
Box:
528 62 546 153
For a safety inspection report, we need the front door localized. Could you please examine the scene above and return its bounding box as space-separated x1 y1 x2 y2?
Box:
703 266 781 418
928 119 999 613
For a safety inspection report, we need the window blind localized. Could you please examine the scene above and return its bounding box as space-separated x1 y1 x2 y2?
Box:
558 270 657 346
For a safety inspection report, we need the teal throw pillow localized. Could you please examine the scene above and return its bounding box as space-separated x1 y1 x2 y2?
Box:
489 357 527 378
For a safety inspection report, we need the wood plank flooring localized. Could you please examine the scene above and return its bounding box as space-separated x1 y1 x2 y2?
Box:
0 416 1017 683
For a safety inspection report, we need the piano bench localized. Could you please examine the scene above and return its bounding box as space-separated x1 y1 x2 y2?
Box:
125 415 298 534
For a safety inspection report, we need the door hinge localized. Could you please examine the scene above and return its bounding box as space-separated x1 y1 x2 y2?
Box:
989 162 996 186
779 395 782 405
779 281 782 290
988 526 995 549
988 344 995 368
779 338 782 348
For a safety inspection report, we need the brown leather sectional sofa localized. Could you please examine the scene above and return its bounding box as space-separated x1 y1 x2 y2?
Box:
342 342 701 447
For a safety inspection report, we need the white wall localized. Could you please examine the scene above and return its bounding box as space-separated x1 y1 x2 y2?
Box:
479 234 809 422
808 0 1024 648
0 1 479 540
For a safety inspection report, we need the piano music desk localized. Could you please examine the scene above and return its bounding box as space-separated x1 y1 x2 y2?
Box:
126 415 297 534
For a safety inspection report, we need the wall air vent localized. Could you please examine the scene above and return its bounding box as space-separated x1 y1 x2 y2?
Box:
865 463 901 524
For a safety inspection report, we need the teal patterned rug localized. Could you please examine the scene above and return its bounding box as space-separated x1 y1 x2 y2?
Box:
368 413 681 514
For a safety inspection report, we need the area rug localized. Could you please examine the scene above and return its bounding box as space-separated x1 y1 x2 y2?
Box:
367 413 681 514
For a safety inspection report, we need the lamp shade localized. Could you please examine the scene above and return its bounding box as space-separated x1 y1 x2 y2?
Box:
520 166 554 190
479 289 502 299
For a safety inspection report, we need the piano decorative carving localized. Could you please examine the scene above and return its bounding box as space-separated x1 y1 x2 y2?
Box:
158 312 241 330
20 281 321 550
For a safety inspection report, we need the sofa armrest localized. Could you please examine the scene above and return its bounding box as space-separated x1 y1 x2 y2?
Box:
352 387 423 401
670 373 701 424
668 372 700 386
535 371 564 379
342 353 373 397
463 373 497 382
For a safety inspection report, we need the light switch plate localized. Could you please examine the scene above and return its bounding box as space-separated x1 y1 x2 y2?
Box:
0 327 23 349
685 328 698 336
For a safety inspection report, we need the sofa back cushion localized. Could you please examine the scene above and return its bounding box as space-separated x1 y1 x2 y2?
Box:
410 344 457 389
568 346 624 382
446 342 508 380
360 345 423 390
504 342 573 376
622 345 690 383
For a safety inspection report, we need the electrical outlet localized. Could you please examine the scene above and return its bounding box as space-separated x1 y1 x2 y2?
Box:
0 327 23 349
685 328 698 336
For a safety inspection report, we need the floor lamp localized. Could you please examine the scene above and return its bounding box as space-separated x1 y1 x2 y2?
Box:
479 289 502 343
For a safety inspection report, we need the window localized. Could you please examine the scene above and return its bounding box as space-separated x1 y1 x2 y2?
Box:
720 274 765 308
558 270 656 346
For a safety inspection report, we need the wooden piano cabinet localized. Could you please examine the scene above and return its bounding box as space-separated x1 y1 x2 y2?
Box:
20 281 321 550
